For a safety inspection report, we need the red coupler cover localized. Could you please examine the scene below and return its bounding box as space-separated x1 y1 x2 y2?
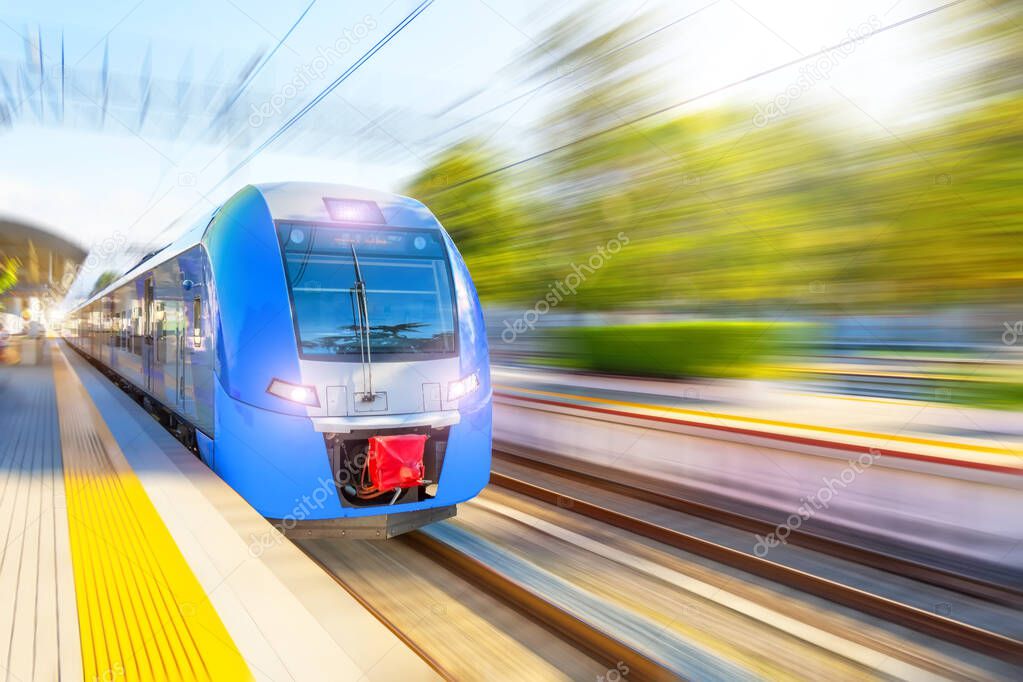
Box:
367 434 427 491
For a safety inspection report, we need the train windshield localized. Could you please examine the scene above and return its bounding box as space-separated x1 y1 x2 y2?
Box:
278 224 457 359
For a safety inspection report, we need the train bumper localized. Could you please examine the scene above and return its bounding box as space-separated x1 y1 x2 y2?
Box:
213 379 491 520
269 504 457 540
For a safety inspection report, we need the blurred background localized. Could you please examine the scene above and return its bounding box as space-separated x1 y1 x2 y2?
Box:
1 0 1021 408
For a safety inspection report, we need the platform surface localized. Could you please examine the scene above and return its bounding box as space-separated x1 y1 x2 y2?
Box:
0 344 80 681
0 342 437 681
493 365 1023 474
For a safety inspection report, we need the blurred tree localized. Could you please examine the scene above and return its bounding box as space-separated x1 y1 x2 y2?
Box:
405 140 508 257
948 0 1023 101
406 2 1023 313
0 257 18 296
89 270 119 297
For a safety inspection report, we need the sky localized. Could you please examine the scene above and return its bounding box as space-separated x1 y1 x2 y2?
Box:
0 0 976 292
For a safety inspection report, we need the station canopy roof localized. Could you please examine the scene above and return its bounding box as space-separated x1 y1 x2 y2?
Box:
0 217 87 298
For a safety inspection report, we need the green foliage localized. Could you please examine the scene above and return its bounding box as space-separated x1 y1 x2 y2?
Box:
406 2 1023 313
405 141 509 258
941 379 1023 410
89 270 119 297
0 257 18 296
548 321 814 379
410 99 1023 311
967 381 1023 410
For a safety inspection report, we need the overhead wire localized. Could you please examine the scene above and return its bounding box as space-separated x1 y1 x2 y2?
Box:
215 0 320 119
426 0 968 196
134 0 435 255
426 0 723 143
205 0 435 196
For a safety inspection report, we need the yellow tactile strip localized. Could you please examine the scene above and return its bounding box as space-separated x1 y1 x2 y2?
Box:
52 346 251 681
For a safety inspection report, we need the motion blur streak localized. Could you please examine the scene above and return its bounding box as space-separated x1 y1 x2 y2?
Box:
2 0 1022 678
406 0 1023 413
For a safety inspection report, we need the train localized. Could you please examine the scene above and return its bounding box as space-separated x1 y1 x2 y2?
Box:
65 182 492 538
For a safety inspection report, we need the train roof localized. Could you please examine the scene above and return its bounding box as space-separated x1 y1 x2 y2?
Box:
255 182 435 226
72 182 436 311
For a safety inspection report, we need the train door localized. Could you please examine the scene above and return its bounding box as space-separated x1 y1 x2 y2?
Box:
160 299 183 406
178 294 201 418
143 276 155 392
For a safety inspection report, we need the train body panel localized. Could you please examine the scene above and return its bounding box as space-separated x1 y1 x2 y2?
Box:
65 182 492 532
67 240 217 435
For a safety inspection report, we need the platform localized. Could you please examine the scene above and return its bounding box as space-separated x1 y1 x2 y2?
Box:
0 341 437 681
493 365 1023 474
491 364 1023 577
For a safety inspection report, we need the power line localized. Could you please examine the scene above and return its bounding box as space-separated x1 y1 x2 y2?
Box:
215 0 319 120
206 0 434 196
428 0 967 196
135 0 434 255
165 0 320 171
426 0 723 143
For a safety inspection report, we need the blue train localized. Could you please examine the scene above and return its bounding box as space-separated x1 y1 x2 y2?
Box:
66 182 492 538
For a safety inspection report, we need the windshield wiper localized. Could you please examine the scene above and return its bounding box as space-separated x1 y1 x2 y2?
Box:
349 243 377 401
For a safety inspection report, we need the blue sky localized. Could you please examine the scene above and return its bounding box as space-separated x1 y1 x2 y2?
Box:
0 0 964 279
0 1 578 247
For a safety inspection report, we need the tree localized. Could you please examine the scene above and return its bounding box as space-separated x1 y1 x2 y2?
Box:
404 2 1023 312
0 257 18 298
406 140 507 256
90 270 119 297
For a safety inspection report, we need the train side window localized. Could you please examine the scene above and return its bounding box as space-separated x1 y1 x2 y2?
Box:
155 301 165 362
131 303 143 356
192 296 202 348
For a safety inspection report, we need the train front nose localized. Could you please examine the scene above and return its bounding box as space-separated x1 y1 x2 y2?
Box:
268 219 490 515
293 356 468 505
299 357 463 418
202 185 490 534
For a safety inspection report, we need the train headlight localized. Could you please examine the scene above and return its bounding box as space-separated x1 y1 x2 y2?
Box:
447 371 480 401
266 378 320 407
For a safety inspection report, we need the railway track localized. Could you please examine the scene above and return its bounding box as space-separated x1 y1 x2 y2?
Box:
491 449 1023 666
299 529 680 681
298 542 453 678
493 449 1023 607
403 530 679 681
